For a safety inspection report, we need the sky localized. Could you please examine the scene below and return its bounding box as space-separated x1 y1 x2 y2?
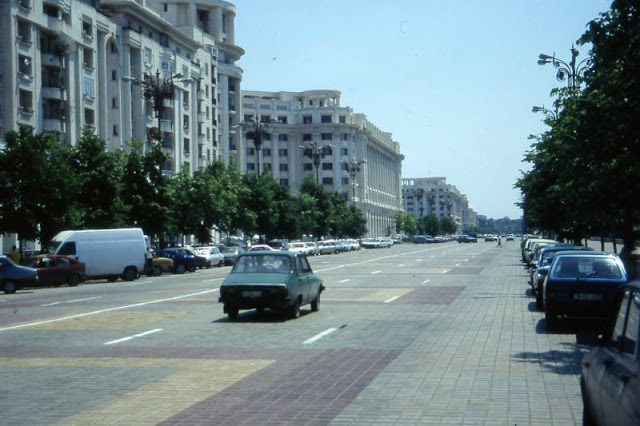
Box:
231 0 612 219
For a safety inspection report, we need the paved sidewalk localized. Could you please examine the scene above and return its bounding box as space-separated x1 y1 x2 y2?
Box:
331 246 587 425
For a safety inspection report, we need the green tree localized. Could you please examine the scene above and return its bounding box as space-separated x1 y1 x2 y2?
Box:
420 214 440 236
71 128 126 228
439 216 457 235
0 129 77 246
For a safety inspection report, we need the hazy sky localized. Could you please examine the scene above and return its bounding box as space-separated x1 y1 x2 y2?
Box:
232 0 611 219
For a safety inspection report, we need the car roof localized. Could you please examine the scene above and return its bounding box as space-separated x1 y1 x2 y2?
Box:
553 250 617 257
239 250 298 258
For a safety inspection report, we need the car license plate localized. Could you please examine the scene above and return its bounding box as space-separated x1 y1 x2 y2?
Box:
573 293 603 301
242 290 262 298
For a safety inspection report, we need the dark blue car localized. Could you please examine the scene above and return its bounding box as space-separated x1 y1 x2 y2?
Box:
155 248 197 274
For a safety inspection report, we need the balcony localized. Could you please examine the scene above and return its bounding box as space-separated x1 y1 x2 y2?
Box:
42 53 63 68
159 119 173 133
43 118 65 133
42 86 66 100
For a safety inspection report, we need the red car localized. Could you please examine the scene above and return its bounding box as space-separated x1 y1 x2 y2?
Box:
29 255 86 287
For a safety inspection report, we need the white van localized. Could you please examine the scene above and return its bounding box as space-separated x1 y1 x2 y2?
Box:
50 228 147 281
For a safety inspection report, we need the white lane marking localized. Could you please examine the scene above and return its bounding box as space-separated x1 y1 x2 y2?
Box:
384 296 400 304
201 278 224 283
130 280 153 286
0 288 220 332
105 328 163 345
303 328 338 344
422 279 431 284
441 269 450 274
41 297 99 307
416 259 423 262
372 270 381 275
398 264 405 267
339 279 350 283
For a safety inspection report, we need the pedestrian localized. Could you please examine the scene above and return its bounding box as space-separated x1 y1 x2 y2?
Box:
9 245 21 264
497 236 503 248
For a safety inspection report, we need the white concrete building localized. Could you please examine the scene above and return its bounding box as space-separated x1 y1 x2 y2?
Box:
0 0 243 176
402 177 476 233
241 90 404 237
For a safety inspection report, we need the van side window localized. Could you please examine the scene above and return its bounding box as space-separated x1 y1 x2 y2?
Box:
58 242 76 256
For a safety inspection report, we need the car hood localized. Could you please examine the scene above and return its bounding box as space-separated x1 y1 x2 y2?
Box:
222 272 290 286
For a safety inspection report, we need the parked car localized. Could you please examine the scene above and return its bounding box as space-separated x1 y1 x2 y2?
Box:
248 244 278 252
219 251 325 321
29 255 86 287
0 255 38 294
530 245 593 309
288 242 309 254
457 235 477 243
220 245 244 265
148 256 174 276
581 281 640 426
305 242 320 256
155 248 198 273
484 234 498 242
194 246 224 267
317 240 337 254
543 252 628 329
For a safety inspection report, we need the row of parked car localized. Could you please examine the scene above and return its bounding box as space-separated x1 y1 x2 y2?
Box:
520 235 639 426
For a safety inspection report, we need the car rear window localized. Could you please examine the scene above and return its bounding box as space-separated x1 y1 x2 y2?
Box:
553 257 622 279
233 255 291 273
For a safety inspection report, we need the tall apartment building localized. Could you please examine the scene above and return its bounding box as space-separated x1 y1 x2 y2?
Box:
1 0 243 176
402 177 476 233
241 90 404 237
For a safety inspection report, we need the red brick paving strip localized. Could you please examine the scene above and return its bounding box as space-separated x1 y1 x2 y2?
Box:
158 348 400 426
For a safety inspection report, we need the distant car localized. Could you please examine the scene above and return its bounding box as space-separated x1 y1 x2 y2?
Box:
29 255 86 287
543 252 628 329
288 242 309 254
155 248 197 273
484 234 498 242
219 251 324 321
317 240 338 254
457 235 477 243
148 256 174 276
194 246 224 267
0 255 38 294
220 245 245 265
248 244 278 252
581 281 640 426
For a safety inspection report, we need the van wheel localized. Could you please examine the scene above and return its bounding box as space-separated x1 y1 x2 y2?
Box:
175 264 186 274
3 280 17 294
152 266 162 276
68 273 81 287
123 267 137 281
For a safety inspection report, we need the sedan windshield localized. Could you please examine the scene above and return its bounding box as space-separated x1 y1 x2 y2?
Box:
553 257 622 279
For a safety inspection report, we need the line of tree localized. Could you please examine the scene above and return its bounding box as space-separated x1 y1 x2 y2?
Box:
0 127 367 249
515 0 640 258
394 212 458 237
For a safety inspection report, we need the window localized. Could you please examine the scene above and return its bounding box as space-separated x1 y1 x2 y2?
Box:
342 177 349 185
113 125 119 136
112 70 117 81
322 163 333 170
246 163 255 171
58 242 76 256
321 133 332 141
279 149 288 157
264 164 272 172
340 148 348 156
277 115 287 123
112 98 117 109
341 133 349 141
263 148 271 157
280 178 289 186
244 114 254 122
260 114 270 123
303 163 313 171
321 146 333 156
278 134 288 141
321 114 332 123
303 115 312 124
339 115 346 123
279 164 288 171
83 77 95 98
303 134 312 141
246 148 255 156
322 177 333 185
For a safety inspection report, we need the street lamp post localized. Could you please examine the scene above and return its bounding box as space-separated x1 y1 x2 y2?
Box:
238 118 271 174
301 141 333 183
343 157 367 204
538 45 589 90
123 70 191 142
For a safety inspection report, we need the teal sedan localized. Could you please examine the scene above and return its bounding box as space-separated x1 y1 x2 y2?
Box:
219 251 325 321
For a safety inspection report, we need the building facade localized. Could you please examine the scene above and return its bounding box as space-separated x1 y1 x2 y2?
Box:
241 90 404 237
1 0 243 177
402 177 477 234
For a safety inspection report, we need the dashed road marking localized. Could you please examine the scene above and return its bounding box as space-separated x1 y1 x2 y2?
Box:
41 297 99 307
105 328 163 345
303 327 338 344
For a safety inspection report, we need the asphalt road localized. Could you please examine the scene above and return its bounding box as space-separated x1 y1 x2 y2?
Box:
0 240 598 425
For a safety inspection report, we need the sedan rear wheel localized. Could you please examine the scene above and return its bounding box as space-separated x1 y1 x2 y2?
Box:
311 292 321 312
289 298 301 319
3 280 17 294
68 273 81 287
